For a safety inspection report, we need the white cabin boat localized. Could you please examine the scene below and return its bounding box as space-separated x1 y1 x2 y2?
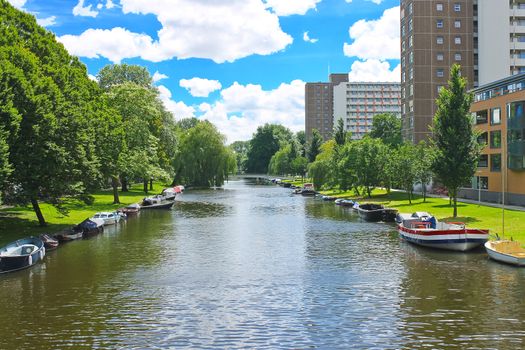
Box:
485 240 525 266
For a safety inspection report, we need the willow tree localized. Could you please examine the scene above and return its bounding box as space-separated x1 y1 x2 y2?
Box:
432 64 480 217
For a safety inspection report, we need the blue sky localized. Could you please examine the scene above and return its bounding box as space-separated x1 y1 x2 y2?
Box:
10 0 401 142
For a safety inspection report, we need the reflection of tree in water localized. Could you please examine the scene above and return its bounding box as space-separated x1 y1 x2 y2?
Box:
397 243 525 348
176 201 230 218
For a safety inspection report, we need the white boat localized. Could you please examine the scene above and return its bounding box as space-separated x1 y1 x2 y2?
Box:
161 188 177 201
485 240 525 266
91 212 121 225
397 212 489 251
141 195 174 209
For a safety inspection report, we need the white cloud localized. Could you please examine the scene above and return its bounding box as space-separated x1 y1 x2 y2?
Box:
264 0 321 16
106 0 115 9
7 0 26 9
303 31 318 43
73 0 98 17
58 27 153 63
343 6 399 60
157 85 196 119
60 0 293 64
37 15 57 27
97 3 103 10
347 59 400 82
152 71 168 83
179 78 222 98
88 74 98 81
199 80 305 142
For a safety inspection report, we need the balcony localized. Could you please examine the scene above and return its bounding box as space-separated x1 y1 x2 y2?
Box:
511 8 525 17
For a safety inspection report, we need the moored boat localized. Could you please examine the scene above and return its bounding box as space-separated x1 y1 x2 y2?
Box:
0 237 46 273
161 188 177 201
54 228 83 242
358 203 398 222
39 234 59 251
397 212 489 251
141 195 174 209
300 183 316 196
75 218 105 238
485 240 525 266
91 212 122 225
321 195 337 201
118 203 141 216
339 199 355 207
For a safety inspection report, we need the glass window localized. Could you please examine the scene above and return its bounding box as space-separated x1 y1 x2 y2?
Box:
491 108 501 125
455 36 461 44
437 53 444 61
490 130 501 148
408 3 413 14
409 36 413 47
478 154 489 168
454 3 461 12
437 20 444 28
477 132 488 146
454 20 461 28
437 36 444 44
479 176 488 190
436 3 443 11
437 69 444 77
491 154 501 172
475 110 488 124
455 53 462 61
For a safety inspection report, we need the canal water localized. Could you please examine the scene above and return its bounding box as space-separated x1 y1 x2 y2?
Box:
1 179 525 349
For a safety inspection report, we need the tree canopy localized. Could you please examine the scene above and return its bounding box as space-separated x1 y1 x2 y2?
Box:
245 124 292 174
369 113 402 147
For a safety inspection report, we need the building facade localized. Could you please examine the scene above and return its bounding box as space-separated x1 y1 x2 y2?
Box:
400 0 475 143
459 74 525 205
333 82 401 140
305 73 348 141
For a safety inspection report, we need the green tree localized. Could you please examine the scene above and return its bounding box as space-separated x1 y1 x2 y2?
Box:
230 140 249 174
268 145 291 175
432 64 480 217
353 138 388 197
369 113 402 147
307 129 323 162
333 118 348 146
391 143 419 203
307 139 336 189
415 141 434 202
296 130 306 157
0 130 11 199
245 124 292 174
97 64 153 90
292 156 308 181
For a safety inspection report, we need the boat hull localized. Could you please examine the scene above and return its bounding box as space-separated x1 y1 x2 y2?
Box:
141 201 174 209
398 225 488 251
485 242 525 266
0 237 46 273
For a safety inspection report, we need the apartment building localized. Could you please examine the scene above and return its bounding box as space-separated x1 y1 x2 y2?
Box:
400 0 475 143
459 74 525 205
305 73 348 141
333 82 401 140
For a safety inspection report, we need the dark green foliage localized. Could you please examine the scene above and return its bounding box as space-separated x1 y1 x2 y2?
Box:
245 124 292 174
307 129 323 162
369 113 402 147
432 64 479 217
333 118 347 146
230 140 249 174
97 64 153 90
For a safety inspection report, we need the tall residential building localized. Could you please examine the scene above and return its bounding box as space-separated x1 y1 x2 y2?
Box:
400 0 474 143
333 82 401 140
305 73 349 141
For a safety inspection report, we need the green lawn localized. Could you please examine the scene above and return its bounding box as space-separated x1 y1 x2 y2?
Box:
320 188 525 242
0 183 167 244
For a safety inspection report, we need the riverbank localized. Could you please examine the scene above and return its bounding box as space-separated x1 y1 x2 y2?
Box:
0 183 167 244
319 188 525 242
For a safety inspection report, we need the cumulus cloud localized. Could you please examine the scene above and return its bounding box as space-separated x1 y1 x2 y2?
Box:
179 78 222 98
7 0 26 9
106 0 115 9
347 59 400 82
157 85 196 119
303 31 318 43
88 74 98 81
152 71 168 83
343 6 399 60
264 0 321 16
199 80 305 142
73 0 98 17
59 0 293 63
37 15 57 27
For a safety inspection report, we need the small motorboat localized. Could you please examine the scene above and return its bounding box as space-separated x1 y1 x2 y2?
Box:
161 188 177 201
339 199 355 207
293 188 302 194
39 234 59 251
74 218 105 238
91 212 121 225
174 185 184 193
0 237 46 273
141 195 175 209
485 240 525 266
397 212 489 251
118 203 141 216
321 195 337 201
358 203 398 222
300 183 316 196
54 228 83 242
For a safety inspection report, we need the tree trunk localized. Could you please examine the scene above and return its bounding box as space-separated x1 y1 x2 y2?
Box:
121 177 129 192
149 179 153 190
112 176 120 204
30 197 46 227
422 182 427 202
143 179 148 193
453 190 458 217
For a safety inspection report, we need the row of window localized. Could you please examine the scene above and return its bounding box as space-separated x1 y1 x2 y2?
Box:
346 98 400 103
474 108 501 125
477 154 501 172
401 52 463 68
477 130 501 149
436 19 462 29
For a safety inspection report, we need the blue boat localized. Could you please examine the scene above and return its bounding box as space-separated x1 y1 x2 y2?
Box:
0 237 46 273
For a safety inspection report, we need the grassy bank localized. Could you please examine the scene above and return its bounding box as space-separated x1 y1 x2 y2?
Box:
320 188 525 242
0 183 167 244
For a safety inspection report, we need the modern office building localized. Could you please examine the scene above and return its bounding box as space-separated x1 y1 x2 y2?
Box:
459 74 525 206
400 0 475 143
333 82 402 140
305 73 348 141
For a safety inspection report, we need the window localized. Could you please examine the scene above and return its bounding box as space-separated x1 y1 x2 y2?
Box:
491 108 501 125
437 36 444 44
437 85 444 93
409 36 413 47
518 35 525 43
454 3 461 12
478 176 489 190
491 154 502 172
437 53 444 61
490 130 501 148
436 3 443 11
478 154 489 168
455 36 461 44
454 20 461 28
408 3 413 14
477 132 488 146
437 68 444 77
437 20 444 28
475 110 488 124
408 18 413 32
409 51 413 64
455 53 462 61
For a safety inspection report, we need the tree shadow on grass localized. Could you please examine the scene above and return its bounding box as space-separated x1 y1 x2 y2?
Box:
441 216 481 224
0 212 71 244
